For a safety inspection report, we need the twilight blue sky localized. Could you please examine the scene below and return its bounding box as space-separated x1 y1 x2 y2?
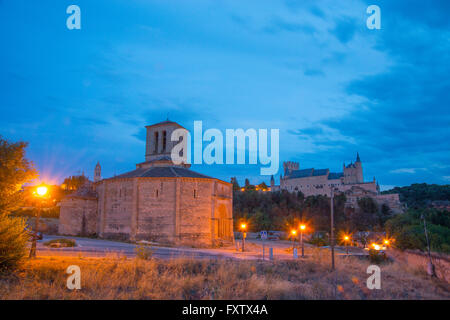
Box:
1 0 449 189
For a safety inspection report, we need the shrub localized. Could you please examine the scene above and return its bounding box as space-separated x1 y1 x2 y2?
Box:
385 208 450 253
135 245 153 260
368 249 387 264
12 207 60 219
309 237 328 247
0 214 30 272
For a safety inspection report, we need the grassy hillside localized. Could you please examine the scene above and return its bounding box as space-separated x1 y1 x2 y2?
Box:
1 254 448 299
382 183 450 208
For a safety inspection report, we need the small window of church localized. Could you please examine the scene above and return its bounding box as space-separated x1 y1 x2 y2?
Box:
154 132 159 154
194 189 197 198
156 189 159 198
162 131 167 152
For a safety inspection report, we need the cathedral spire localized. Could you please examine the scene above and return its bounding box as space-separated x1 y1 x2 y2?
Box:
356 152 361 163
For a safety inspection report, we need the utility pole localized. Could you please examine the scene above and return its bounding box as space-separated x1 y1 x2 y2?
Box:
330 188 335 270
29 185 48 258
421 214 436 277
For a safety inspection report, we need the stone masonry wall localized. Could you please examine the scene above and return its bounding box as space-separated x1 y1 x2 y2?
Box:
100 179 134 239
136 179 177 243
59 197 98 236
178 179 214 246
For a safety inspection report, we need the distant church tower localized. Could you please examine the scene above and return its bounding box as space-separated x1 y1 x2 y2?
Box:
94 162 101 182
270 175 275 188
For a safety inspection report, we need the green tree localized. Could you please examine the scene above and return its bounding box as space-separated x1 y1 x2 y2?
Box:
230 177 240 191
62 175 89 191
382 183 450 208
257 182 268 190
385 208 450 253
0 214 29 271
0 137 37 215
0 137 37 271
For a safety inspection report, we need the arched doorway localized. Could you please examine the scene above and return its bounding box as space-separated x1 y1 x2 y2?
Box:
217 204 230 239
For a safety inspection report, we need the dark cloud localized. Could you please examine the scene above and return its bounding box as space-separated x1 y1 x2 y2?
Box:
330 17 358 44
295 1 450 186
364 0 450 29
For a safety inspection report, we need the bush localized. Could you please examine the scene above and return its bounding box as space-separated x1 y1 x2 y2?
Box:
385 208 450 253
309 236 329 247
43 238 76 248
0 214 30 272
368 249 387 264
12 207 60 219
135 245 153 260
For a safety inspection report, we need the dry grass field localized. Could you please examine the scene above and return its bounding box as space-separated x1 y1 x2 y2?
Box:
1 248 449 300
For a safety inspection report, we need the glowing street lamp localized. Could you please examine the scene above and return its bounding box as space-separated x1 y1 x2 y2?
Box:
299 224 306 257
29 184 49 258
240 223 247 252
343 235 351 255
36 186 48 197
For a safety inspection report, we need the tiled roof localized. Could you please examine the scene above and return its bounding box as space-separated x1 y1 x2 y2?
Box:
313 169 329 176
286 168 314 179
145 121 185 129
285 168 343 180
107 166 214 180
328 172 344 180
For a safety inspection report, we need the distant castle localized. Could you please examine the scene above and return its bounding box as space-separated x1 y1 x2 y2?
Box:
271 153 403 213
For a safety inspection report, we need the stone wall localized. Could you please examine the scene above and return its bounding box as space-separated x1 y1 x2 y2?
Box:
98 179 134 239
59 197 98 236
281 174 330 196
376 193 403 213
95 176 234 247
136 178 177 243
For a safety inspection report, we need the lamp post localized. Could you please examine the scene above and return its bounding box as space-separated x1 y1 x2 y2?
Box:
240 223 247 252
29 185 48 258
290 229 297 250
344 235 350 255
300 224 306 257
330 188 336 270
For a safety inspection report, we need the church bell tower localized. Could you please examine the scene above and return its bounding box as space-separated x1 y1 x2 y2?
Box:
94 162 101 182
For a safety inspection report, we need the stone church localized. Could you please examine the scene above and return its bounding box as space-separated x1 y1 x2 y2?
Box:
58 121 234 247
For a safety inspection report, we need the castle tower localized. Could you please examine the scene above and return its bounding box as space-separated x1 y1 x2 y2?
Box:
343 153 364 184
94 162 101 182
283 161 299 175
354 152 363 183
270 175 275 187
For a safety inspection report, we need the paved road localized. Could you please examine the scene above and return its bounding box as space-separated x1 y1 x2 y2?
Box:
36 235 238 260
36 235 368 260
